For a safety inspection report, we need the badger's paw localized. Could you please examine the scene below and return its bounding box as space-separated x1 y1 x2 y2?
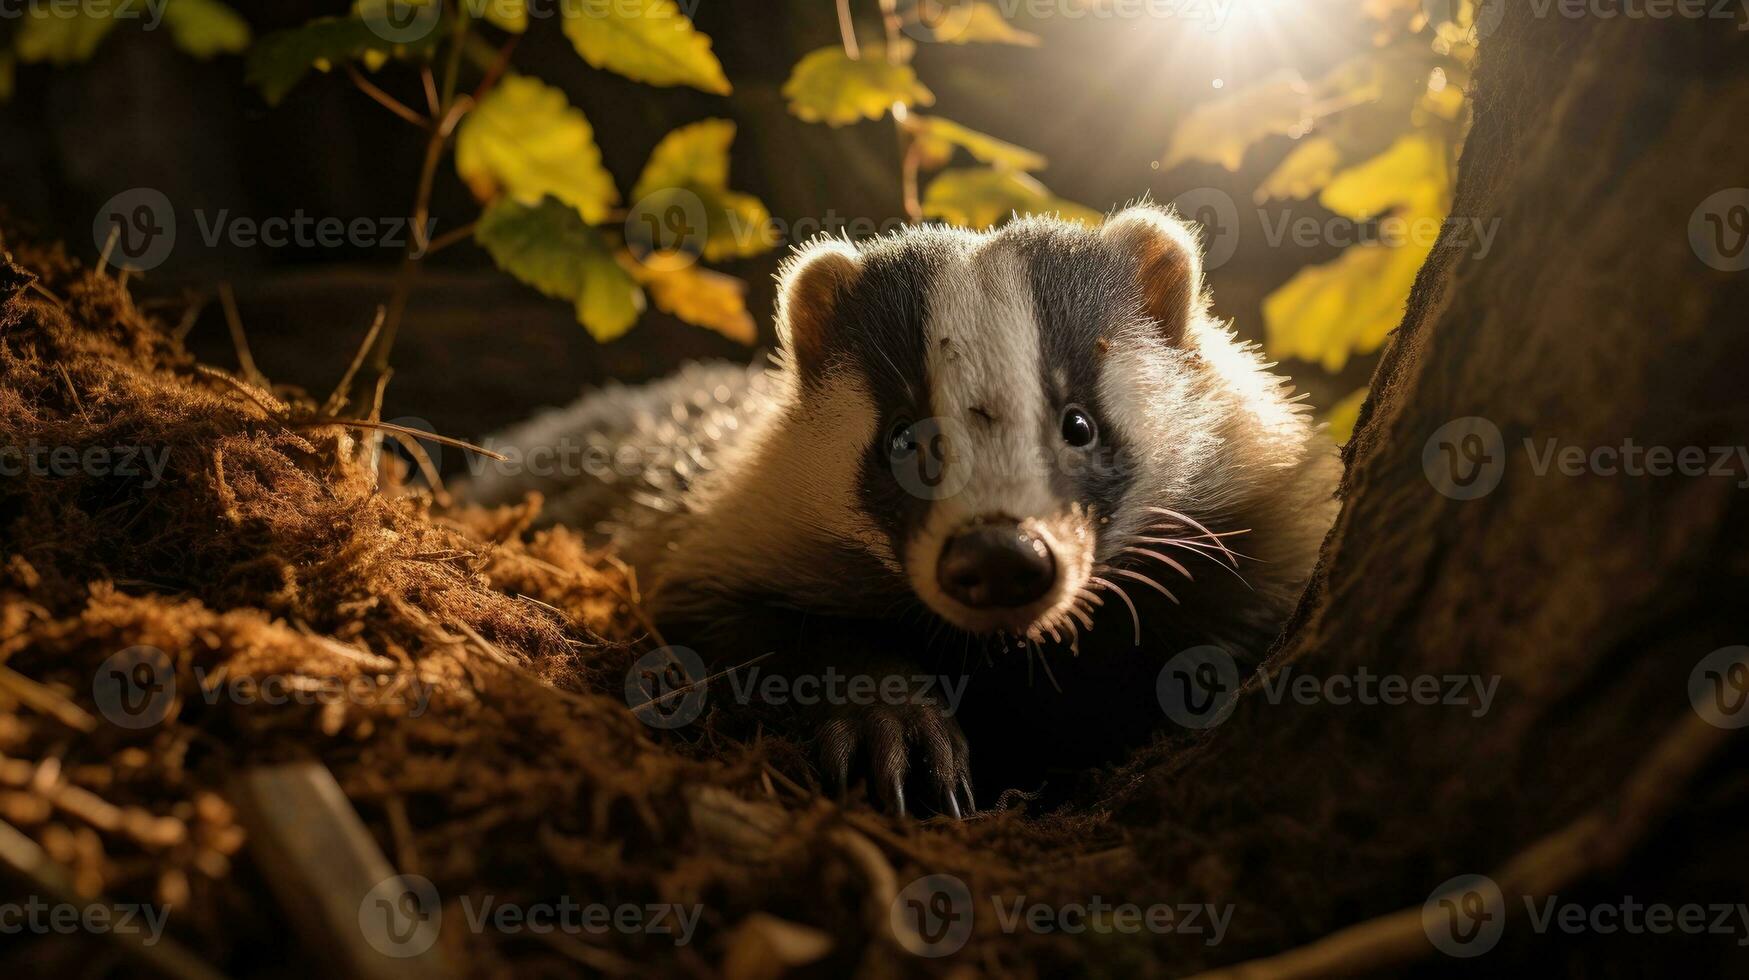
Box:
818 702 975 819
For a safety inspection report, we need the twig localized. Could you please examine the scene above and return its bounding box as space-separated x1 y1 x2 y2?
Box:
217 282 266 388
96 222 120 275
172 290 207 342
420 64 440 118
324 306 386 418
193 364 286 417
1183 705 1742 979
55 362 83 415
346 63 430 129
0 665 97 732
294 417 507 462
835 0 861 59
389 431 452 505
422 221 477 257
471 33 520 103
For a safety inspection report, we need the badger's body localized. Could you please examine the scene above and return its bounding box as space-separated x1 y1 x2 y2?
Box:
471 208 1341 815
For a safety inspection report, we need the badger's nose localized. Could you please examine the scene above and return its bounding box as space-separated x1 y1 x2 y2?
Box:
937 521 1056 609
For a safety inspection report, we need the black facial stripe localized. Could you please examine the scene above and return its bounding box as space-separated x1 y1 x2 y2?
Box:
1005 221 1138 516
821 232 956 558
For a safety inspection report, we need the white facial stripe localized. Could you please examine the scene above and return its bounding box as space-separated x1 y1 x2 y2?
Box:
921 239 1056 528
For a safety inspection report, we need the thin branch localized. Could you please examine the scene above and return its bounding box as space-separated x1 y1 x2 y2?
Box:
217 282 266 388
323 306 386 418
471 33 521 103
422 221 477 257
836 0 862 59
295 417 507 462
346 64 430 129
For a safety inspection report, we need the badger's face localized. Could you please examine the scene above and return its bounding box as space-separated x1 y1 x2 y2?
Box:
774 207 1215 641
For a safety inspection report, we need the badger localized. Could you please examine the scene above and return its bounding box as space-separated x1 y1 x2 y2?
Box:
468 206 1340 817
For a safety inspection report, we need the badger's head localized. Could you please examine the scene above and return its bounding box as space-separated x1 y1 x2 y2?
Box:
771 206 1319 642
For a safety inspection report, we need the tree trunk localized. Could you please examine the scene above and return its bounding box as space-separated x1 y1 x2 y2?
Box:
1126 8 1749 975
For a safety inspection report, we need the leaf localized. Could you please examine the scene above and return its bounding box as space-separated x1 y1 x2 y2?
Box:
629 120 776 261
1324 387 1369 444
14 9 117 65
1262 219 1432 371
912 116 1045 172
622 256 756 344
1321 132 1449 220
1254 137 1342 204
561 0 730 95
783 46 934 127
921 168 1100 229
471 0 528 33
476 197 644 341
162 0 252 58
246 15 440 104
914 2 1041 46
455 75 620 224
1161 69 1313 171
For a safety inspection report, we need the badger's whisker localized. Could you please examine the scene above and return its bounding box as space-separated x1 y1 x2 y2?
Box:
1130 538 1255 588
1106 566 1179 604
1118 547 1194 581
1145 508 1247 567
1131 535 1256 568
1067 600 1095 632
1090 576 1143 646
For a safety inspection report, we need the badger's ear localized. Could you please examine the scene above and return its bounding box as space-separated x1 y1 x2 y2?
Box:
1100 206 1204 345
775 238 861 381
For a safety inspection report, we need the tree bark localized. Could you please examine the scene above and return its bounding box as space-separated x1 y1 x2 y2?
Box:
1122 8 1749 975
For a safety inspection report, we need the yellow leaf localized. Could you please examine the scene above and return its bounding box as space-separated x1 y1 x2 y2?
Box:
622 256 756 344
921 168 1100 230
455 75 620 223
628 120 776 262
561 0 730 95
914 2 1041 46
1161 69 1312 172
783 46 934 127
15 8 116 65
476 198 644 341
1263 230 1430 372
912 116 1046 172
1254 137 1342 204
1320 131 1449 220
471 0 527 32
1323 387 1369 443
163 0 252 59
632 118 735 198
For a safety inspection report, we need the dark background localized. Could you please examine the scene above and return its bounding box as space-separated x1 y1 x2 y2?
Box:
0 0 1375 445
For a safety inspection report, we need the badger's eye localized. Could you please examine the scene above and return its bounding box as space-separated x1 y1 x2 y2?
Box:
889 419 919 458
1061 406 1097 448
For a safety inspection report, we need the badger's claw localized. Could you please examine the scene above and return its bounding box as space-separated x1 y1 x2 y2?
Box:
819 702 974 819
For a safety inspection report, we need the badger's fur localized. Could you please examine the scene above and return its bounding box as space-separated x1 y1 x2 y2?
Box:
470 206 1340 815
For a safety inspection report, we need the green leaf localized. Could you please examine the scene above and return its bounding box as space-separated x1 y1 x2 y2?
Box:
162 0 251 58
455 75 620 224
629 119 775 261
561 0 730 95
921 168 1099 229
783 46 934 127
912 116 1046 172
476 197 644 341
15 9 117 65
246 15 439 104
